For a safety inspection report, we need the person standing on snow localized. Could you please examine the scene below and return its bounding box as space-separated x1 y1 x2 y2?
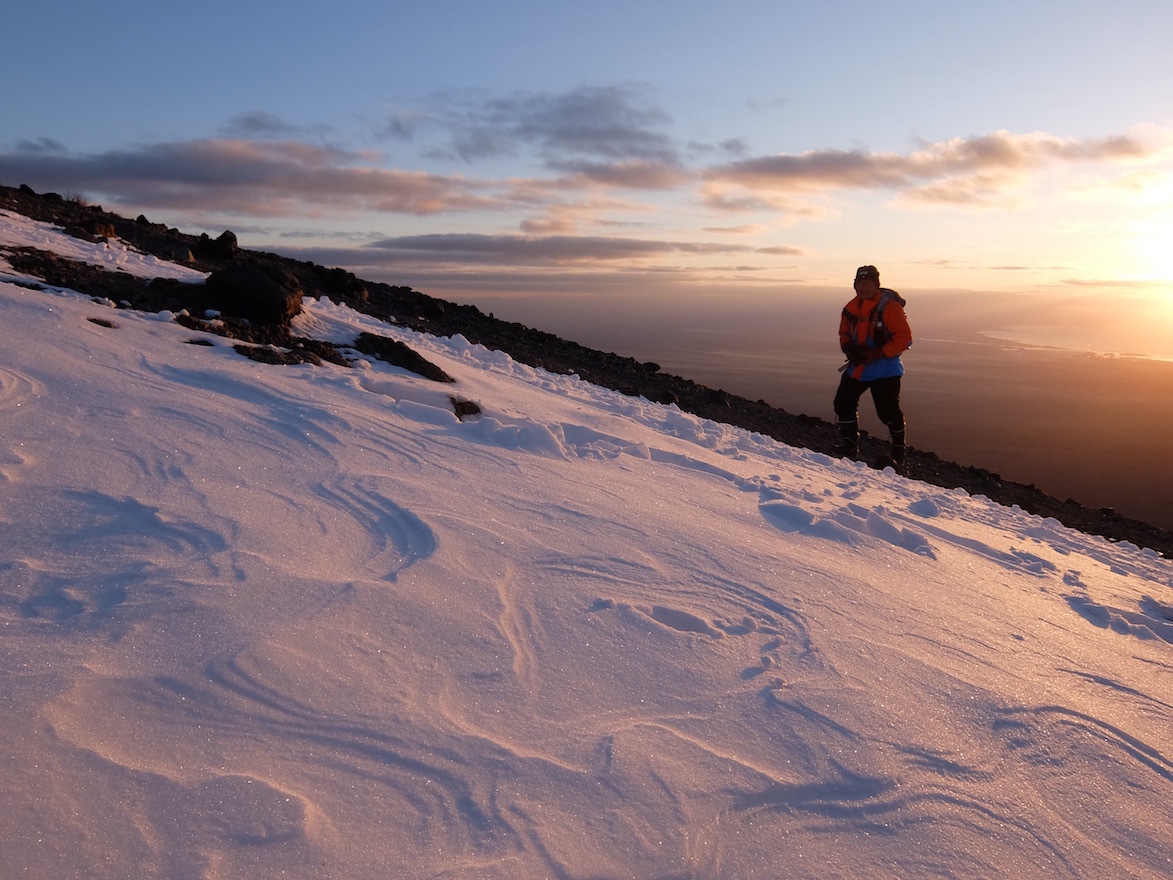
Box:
834 264 912 466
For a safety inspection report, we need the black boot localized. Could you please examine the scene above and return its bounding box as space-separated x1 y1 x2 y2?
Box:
889 426 907 468
835 420 859 459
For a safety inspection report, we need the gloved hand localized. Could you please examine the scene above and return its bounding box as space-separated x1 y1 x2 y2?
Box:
843 343 867 364
846 345 880 366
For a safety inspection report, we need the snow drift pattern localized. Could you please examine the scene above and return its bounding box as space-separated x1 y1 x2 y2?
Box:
2 210 1172 879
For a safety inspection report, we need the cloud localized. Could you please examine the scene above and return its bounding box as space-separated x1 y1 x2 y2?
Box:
0 139 505 217
703 224 764 235
0 86 689 226
517 200 655 236
699 183 831 220
454 85 678 163
220 112 304 137
278 239 790 298
756 244 805 256
710 148 907 191
378 110 428 142
284 232 803 301
410 84 687 190
549 159 689 190
1060 277 1164 289
14 137 67 155
898 173 1024 207
6 111 1169 270
361 232 751 266
705 129 1164 207
719 137 750 155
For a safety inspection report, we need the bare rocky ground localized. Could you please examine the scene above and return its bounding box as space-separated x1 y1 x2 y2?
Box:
3 182 1169 558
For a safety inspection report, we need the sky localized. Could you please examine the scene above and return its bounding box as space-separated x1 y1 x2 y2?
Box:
3 209 1173 878
4 0 1173 328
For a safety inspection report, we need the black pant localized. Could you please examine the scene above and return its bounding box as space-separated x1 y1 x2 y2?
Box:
834 374 905 436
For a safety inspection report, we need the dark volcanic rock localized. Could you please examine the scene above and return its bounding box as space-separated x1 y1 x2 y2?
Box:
354 332 455 383
197 230 238 261
204 261 303 325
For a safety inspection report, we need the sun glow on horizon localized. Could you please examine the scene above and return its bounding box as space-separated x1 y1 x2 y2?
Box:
1129 217 1173 286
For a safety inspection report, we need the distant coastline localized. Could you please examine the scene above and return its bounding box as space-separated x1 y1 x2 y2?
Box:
447 288 1173 532
633 341 1173 534
975 328 1173 363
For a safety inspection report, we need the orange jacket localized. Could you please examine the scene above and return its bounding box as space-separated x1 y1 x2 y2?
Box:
839 288 912 381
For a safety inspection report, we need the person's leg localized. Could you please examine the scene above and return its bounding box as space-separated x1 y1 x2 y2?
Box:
870 376 906 463
833 374 867 457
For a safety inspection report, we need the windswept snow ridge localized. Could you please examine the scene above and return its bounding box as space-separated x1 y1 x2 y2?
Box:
2 213 1172 879
0 207 208 284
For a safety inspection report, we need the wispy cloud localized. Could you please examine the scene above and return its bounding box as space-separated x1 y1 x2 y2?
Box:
444 85 679 165
13 137 68 155
0 139 505 216
268 230 767 296
4 94 1169 290
220 112 310 138
7 87 1164 227
363 232 751 265
705 128 1165 208
281 245 793 298
756 244 805 256
387 85 688 191
0 86 690 223
549 159 689 190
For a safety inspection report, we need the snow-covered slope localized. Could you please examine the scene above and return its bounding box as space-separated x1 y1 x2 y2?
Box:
2 210 1172 879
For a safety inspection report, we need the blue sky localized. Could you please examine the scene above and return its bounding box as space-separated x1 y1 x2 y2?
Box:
5 0 1173 330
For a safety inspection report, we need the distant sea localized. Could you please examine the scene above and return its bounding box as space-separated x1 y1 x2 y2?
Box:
446 286 1173 534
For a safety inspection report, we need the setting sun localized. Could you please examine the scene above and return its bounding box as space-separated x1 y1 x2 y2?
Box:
1130 217 1173 283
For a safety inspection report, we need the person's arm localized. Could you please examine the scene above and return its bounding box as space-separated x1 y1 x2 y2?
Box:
838 311 852 354
878 303 912 357
839 305 864 358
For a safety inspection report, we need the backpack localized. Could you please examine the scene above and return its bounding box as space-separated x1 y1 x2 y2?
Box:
843 288 906 350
